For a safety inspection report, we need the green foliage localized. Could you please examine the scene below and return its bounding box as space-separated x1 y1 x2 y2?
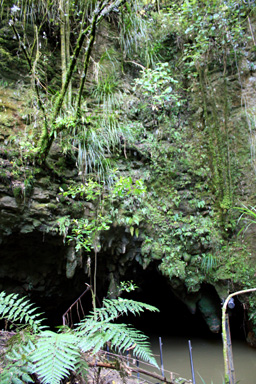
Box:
1 340 35 384
119 280 138 292
213 242 255 287
1 0 148 168
167 0 251 70
0 291 44 333
111 175 146 198
134 62 180 114
76 298 159 365
31 331 80 384
57 176 146 250
91 75 120 104
235 204 256 236
61 179 102 200
119 1 156 66
106 176 146 236
2 0 256 354
152 0 255 214
55 216 71 242
67 215 111 252
0 291 158 384
201 253 218 273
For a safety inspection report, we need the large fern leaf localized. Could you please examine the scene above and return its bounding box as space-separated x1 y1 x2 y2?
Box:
0 291 44 332
78 319 157 366
76 298 159 367
31 331 80 384
0 292 159 383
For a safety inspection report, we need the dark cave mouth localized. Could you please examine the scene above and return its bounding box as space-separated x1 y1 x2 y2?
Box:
41 266 246 342
124 268 246 340
0 233 246 340
119 269 219 338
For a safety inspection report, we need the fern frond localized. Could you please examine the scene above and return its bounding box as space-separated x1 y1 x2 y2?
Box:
77 319 157 367
76 298 158 367
0 367 33 384
76 355 88 381
0 340 35 384
81 298 159 324
31 331 80 384
0 291 44 333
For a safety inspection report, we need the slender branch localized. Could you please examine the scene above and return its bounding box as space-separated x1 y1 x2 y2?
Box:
11 21 32 70
88 361 176 384
76 0 127 115
29 0 53 61
76 16 98 116
248 16 256 46
124 60 146 70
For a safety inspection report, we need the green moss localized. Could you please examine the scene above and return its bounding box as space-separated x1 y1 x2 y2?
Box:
48 203 59 210
151 242 163 260
72 201 85 216
13 186 22 200
220 193 233 210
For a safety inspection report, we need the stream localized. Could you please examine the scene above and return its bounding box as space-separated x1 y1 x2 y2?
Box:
149 335 256 384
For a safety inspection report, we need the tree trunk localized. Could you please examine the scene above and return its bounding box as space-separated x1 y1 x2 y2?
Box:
37 0 126 162
60 0 71 108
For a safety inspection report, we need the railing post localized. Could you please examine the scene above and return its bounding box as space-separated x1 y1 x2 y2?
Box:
225 315 235 384
136 358 139 379
222 288 256 383
188 340 196 384
159 336 165 378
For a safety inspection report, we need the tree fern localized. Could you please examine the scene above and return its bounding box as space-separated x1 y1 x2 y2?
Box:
0 291 44 333
31 331 80 384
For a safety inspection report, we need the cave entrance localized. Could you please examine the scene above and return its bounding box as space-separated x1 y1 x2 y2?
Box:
120 265 245 340
121 267 212 338
0 232 246 339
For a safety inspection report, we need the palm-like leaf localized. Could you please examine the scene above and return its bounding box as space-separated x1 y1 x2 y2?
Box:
0 292 159 382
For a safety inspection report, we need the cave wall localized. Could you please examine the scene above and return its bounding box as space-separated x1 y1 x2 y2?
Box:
1 1 256 340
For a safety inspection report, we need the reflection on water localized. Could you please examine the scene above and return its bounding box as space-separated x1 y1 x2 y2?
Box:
149 336 256 384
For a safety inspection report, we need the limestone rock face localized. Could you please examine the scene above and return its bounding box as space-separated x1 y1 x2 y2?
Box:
0 196 18 210
1 10 256 344
197 295 221 333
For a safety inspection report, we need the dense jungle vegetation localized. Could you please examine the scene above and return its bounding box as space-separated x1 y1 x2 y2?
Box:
1 0 256 383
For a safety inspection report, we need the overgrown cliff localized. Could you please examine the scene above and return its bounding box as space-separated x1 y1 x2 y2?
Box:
1 0 256 342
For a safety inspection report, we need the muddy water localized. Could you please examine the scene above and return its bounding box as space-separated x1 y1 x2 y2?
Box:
149 336 256 384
